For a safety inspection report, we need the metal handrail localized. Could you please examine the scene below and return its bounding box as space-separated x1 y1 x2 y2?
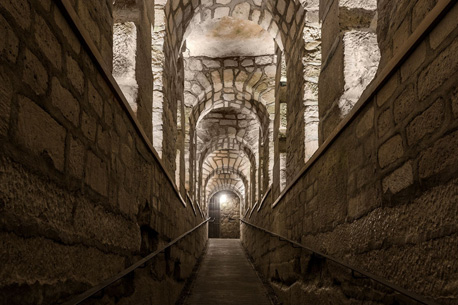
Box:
62 218 210 305
241 219 439 305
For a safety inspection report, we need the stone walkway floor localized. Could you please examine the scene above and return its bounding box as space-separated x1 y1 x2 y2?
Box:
185 239 272 305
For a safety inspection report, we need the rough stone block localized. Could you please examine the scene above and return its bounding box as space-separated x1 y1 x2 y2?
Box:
0 0 31 29
51 78 80 126
54 8 81 54
393 19 410 56
68 135 85 179
355 106 374 139
85 151 108 196
35 14 62 69
81 111 97 141
378 135 404 168
0 14 19 62
0 67 12 136
419 130 458 179
88 81 103 117
348 186 378 220
16 96 66 171
73 198 140 250
418 38 458 99
0 232 125 286
66 54 85 94
382 161 414 194
393 85 415 124
377 108 392 138
452 88 458 118
23 49 49 95
406 98 444 146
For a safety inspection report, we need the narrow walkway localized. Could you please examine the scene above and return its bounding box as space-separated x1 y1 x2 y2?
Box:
185 239 272 305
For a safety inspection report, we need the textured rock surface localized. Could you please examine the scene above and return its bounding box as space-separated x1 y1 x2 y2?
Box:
0 0 457 304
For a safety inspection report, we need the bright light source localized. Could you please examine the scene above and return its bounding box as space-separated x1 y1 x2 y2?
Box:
219 194 227 204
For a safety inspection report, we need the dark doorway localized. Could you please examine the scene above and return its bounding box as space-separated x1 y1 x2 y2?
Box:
209 196 220 238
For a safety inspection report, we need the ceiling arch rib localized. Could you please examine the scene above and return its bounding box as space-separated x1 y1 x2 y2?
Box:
184 61 275 133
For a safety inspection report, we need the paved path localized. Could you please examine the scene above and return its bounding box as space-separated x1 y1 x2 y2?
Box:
185 239 272 305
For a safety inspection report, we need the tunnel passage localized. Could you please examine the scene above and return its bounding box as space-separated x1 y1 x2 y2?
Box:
0 0 457 304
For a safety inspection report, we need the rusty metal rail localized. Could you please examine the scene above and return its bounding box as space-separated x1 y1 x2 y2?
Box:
62 218 210 305
241 219 440 305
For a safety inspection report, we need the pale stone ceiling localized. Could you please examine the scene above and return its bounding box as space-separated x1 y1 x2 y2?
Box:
185 17 275 57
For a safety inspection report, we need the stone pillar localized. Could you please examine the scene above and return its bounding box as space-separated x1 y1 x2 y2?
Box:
113 0 154 138
318 0 379 143
152 0 166 156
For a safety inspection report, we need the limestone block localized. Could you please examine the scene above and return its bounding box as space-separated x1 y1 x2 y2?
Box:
224 59 237 67
74 198 140 250
233 3 250 20
418 38 458 99
0 0 31 29
54 8 81 54
76 0 101 47
68 136 85 179
382 161 413 194
0 68 12 136
0 14 19 62
51 78 80 126
81 111 97 142
88 81 104 117
355 106 374 139
252 10 261 24
97 125 111 155
377 108 392 139
66 55 84 95
235 71 248 91
223 69 234 88
452 88 458 118
85 151 108 196
113 22 138 108
16 96 66 171
214 7 230 19
196 72 211 90
276 0 287 15
340 30 380 116
187 58 203 71
35 15 62 69
378 135 404 168
23 49 48 96
406 99 444 146
242 59 254 67
393 85 415 124
0 232 125 286
419 130 458 179
202 59 221 69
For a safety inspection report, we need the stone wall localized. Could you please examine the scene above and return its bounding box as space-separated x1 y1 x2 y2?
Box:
0 0 206 304
220 193 241 239
242 1 458 304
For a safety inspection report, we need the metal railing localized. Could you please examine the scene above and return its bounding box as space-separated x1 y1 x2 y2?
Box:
62 218 210 305
241 219 439 305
